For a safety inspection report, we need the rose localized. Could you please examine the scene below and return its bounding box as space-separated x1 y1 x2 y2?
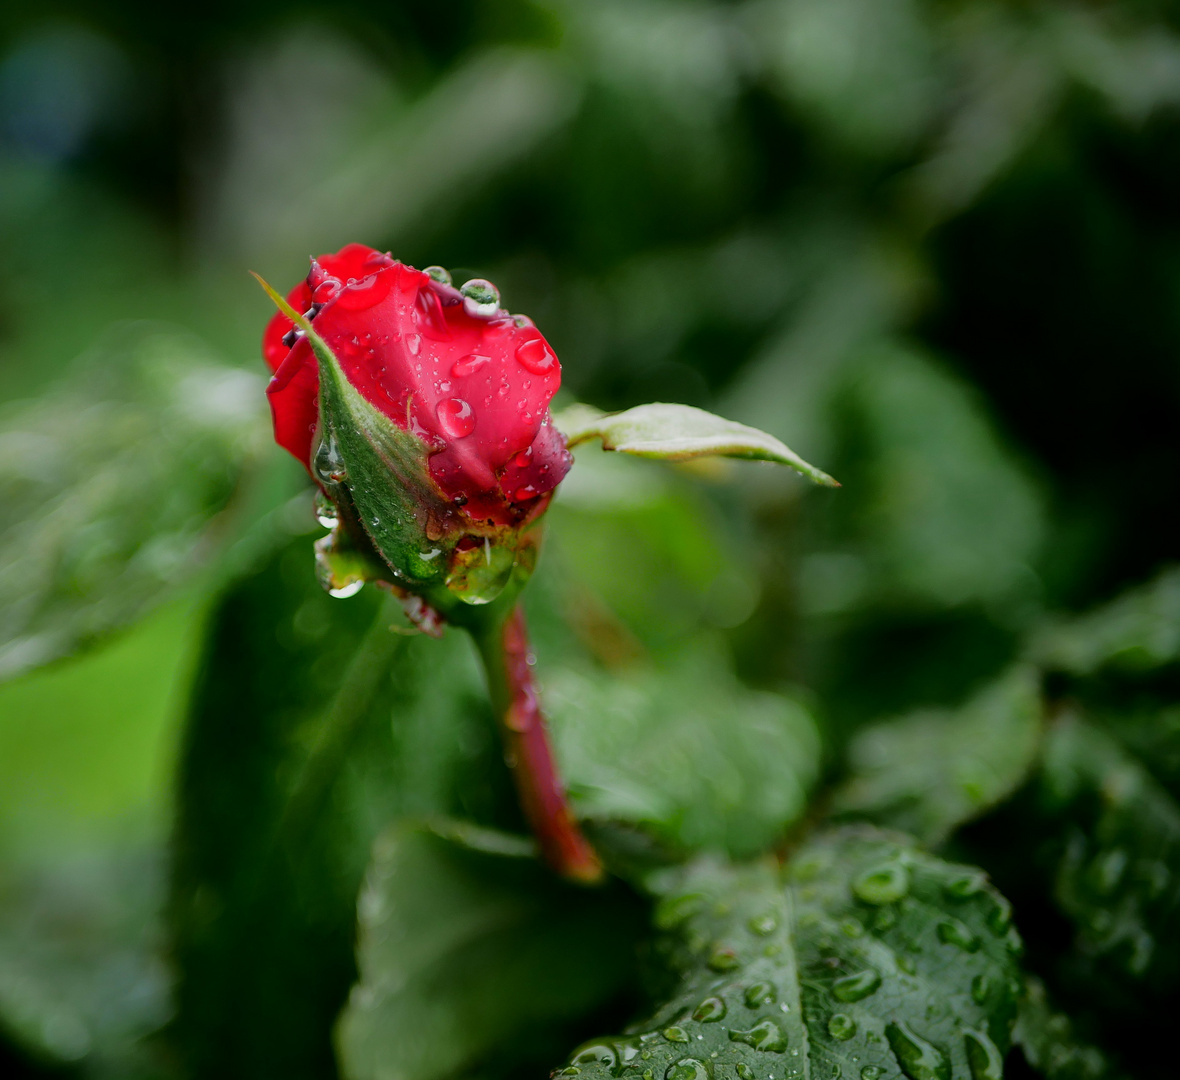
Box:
260 244 573 613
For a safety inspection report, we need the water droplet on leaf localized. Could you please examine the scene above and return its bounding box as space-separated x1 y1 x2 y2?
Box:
944 874 985 900
736 1065 755 1080
708 947 740 972
832 970 881 1003
963 1030 1003 1080
828 1014 856 1041
748 913 778 936
329 580 364 599
693 997 727 1023
886 1022 949 1080
665 1059 711 1080
313 435 348 485
728 1021 787 1054
936 918 980 952
314 491 338 528
860 1068 881 1080
663 1028 690 1044
853 864 910 905
744 983 776 1008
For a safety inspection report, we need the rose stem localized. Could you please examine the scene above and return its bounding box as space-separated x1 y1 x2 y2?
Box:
472 604 604 884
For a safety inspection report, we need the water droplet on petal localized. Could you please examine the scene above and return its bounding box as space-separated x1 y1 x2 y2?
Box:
460 278 500 317
406 333 421 356
437 398 476 438
516 336 556 374
423 265 452 285
693 997 727 1023
452 353 491 378
832 970 881 1003
828 1014 856 1041
886 1021 950 1080
329 580 364 599
335 271 393 311
514 485 538 502
312 277 342 304
728 1021 787 1054
963 1030 1003 1080
853 864 910 905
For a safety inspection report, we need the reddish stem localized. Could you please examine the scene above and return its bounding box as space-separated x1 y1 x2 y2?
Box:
475 605 603 884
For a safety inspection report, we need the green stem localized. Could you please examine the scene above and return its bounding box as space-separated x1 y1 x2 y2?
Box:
471 603 604 884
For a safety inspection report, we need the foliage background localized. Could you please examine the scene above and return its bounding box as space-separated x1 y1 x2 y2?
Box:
2 1 1179 1078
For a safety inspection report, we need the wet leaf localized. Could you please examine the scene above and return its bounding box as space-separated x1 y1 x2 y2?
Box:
555 827 1023 1080
1032 565 1180 675
833 665 1043 845
336 822 644 1080
556 402 837 486
0 323 268 682
544 646 820 859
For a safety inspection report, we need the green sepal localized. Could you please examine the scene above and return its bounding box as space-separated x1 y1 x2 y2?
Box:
555 401 838 486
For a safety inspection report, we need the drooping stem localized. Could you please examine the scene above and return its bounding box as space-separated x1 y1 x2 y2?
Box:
472 604 604 884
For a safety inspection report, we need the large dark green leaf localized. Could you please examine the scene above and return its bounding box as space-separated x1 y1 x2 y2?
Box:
559 827 1023 1080
168 532 512 1080
337 821 645 1080
832 666 1042 845
0 323 270 681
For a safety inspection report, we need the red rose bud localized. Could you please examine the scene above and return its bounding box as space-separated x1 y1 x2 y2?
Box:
259 245 572 611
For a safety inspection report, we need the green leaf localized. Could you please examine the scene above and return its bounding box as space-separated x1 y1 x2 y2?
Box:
336 821 645 1080
555 402 838 486
168 534 512 1079
832 666 1043 846
0 323 268 682
1013 977 1120 1080
1032 565 1180 675
544 646 821 859
557 827 1023 1080
1039 713 1180 985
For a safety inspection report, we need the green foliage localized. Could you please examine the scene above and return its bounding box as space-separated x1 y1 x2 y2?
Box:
545 647 819 859
337 822 645 1080
559 828 1022 1080
556 402 837 486
0 325 268 682
833 666 1042 845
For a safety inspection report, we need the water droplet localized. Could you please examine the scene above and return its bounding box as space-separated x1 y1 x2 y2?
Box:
832 970 881 1003
554 1069 579 1077
886 1021 949 1080
313 435 348 485
693 997 728 1023
572 1044 617 1069
744 983 776 1008
329 580 364 599
828 1014 856 1041
970 975 990 1004
749 913 778 936
452 353 491 378
516 336 557 374
665 1059 711 1080
335 271 393 311
944 873 985 900
736 1065 755 1080
728 1021 787 1054
962 1030 1002 1080
853 864 910 905
860 1068 881 1080
437 398 476 438
872 907 897 932
312 277 342 304
708 947 740 972
936 918 980 952
663 1028 690 1044
655 893 703 930
314 491 338 528
514 485 538 502
423 265 452 285
987 899 1012 935
460 278 500 317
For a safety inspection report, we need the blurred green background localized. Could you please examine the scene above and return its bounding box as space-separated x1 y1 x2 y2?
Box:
2 1 1180 1077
